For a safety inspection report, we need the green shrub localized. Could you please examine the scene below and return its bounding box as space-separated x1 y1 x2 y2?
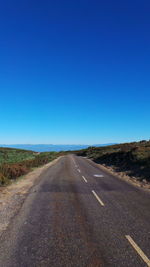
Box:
0 151 59 185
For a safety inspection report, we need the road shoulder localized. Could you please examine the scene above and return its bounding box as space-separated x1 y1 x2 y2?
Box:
0 157 61 237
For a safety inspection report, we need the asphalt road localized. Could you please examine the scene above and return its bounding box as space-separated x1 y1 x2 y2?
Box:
0 155 150 267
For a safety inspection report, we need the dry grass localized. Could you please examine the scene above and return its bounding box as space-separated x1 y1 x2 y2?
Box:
0 149 60 186
75 140 150 182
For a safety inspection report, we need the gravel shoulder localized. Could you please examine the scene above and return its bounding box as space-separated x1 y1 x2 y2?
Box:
0 157 61 237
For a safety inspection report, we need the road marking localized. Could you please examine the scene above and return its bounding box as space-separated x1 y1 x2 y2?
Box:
72 158 77 166
125 235 150 266
92 190 105 206
82 175 87 183
77 169 81 173
94 174 104 177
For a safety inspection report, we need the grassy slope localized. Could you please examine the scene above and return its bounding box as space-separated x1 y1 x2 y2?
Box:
0 147 36 164
0 148 59 185
75 140 150 182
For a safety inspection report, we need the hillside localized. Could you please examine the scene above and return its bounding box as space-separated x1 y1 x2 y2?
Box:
75 140 150 182
0 147 59 185
0 147 36 164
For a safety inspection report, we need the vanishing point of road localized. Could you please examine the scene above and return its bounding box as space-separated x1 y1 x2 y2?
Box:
0 155 150 266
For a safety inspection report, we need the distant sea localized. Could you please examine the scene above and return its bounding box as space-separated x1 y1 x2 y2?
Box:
0 144 115 152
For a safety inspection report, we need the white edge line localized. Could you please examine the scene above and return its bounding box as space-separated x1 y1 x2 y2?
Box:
125 235 150 266
92 190 105 206
82 175 87 183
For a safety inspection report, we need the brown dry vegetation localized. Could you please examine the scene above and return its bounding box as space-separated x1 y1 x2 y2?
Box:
75 140 150 182
0 149 60 185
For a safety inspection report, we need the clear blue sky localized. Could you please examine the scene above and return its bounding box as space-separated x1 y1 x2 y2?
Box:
0 0 150 144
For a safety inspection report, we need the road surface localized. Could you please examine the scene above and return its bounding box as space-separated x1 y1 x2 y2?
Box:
0 155 150 266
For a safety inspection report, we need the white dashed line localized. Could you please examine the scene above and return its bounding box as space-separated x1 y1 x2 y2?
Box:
82 175 87 183
72 158 77 167
77 169 81 173
125 235 150 266
92 190 105 206
94 174 104 177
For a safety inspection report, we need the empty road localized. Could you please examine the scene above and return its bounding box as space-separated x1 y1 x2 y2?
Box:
0 155 150 266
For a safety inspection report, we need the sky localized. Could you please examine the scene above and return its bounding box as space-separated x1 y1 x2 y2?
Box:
0 0 150 145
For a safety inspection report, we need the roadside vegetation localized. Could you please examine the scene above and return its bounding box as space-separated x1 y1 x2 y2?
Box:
1 140 150 186
74 140 150 182
0 147 60 186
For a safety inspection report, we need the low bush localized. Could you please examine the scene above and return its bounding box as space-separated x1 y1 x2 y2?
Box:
0 151 59 185
74 140 150 182
0 173 9 186
0 164 29 180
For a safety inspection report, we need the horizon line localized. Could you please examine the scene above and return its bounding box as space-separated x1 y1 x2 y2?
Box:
0 143 117 146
